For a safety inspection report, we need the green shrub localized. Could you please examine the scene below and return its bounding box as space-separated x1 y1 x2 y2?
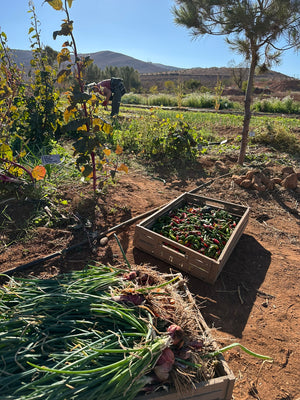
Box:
147 94 178 107
182 93 235 109
251 121 300 155
113 112 202 165
122 93 146 105
253 96 300 114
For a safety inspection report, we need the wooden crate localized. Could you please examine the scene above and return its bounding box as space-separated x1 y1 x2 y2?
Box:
134 278 235 400
135 373 235 400
134 192 250 284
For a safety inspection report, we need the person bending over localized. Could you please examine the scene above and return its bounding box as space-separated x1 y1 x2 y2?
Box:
93 77 126 117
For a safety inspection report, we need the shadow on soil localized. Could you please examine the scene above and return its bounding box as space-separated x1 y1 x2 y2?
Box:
133 233 271 338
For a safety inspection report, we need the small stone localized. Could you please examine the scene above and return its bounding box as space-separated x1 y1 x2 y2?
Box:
281 166 295 177
99 236 109 246
232 175 243 185
253 183 266 191
281 173 298 189
245 170 257 180
271 177 282 185
240 179 252 188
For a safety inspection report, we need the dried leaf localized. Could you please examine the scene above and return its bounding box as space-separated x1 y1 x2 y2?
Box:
115 144 123 155
63 106 76 123
117 163 128 174
103 149 111 156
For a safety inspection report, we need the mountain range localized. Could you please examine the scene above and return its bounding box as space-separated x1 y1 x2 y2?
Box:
8 49 300 95
10 49 180 74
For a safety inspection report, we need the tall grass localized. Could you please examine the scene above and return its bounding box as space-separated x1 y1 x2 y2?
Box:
146 94 178 107
182 93 236 110
122 93 147 105
123 92 300 115
122 92 235 109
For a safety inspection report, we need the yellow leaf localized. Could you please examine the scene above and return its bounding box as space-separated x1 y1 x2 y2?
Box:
77 125 87 132
103 148 111 156
115 144 123 155
57 69 72 84
32 166 46 181
103 122 113 134
0 143 13 160
64 107 76 122
67 0 73 7
117 163 128 174
19 150 27 158
57 48 71 66
8 166 24 177
46 0 63 10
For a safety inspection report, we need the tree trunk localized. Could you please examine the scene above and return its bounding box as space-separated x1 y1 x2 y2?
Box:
238 56 257 165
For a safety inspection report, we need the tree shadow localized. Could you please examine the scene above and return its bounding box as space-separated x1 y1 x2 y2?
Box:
271 190 300 220
141 158 210 188
133 233 271 338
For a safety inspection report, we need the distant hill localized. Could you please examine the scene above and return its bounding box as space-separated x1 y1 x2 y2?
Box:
10 49 180 74
80 50 180 73
139 67 294 90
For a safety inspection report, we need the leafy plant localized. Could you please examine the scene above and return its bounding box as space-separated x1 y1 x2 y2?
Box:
253 96 300 114
149 114 198 164
214 78 224 110
0 32 25 136
10 2 62 152
45 0 127 192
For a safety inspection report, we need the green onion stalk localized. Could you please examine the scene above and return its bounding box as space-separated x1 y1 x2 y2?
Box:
0 264 169 399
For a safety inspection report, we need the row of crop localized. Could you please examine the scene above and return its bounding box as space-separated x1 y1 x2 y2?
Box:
122 92 300 114
113 110 300 167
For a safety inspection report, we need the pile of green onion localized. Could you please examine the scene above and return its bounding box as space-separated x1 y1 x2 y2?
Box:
0 264 168 400
0 262 272 400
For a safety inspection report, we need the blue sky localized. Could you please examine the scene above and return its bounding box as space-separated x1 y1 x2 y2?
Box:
1 0 299 78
